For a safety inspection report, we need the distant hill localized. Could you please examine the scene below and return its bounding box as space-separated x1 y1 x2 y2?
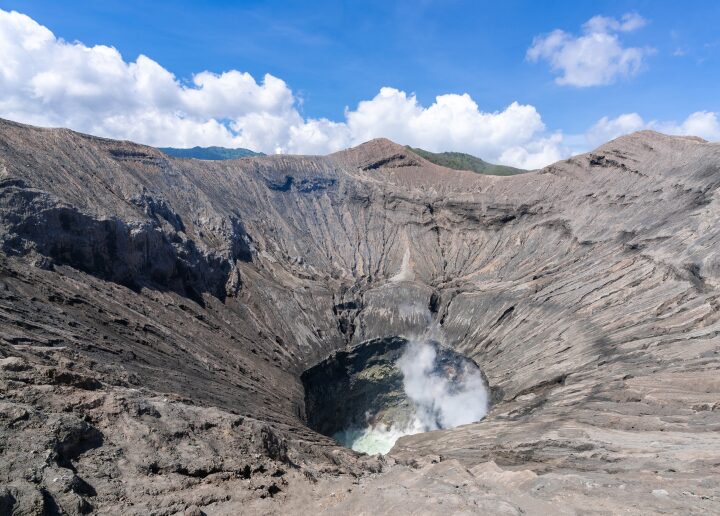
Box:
406 146 527 176
158 144 525 175
159 146 264 160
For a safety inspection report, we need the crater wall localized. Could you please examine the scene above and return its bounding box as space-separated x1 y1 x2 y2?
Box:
1 119 719 513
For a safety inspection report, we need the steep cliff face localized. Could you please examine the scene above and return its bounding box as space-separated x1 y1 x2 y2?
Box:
1 118 719 514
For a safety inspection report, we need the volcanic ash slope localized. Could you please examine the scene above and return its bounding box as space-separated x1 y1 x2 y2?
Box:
0 117 719 514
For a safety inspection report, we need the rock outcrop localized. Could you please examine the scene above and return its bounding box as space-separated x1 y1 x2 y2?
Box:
1 117 719 514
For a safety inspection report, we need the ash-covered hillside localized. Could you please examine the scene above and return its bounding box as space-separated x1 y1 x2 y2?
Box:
1 117 719 514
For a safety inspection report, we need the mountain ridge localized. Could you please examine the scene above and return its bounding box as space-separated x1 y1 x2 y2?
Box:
0 118 719 513
159 145 264 160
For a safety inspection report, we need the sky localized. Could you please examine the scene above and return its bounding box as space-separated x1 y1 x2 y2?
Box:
0 0 718 168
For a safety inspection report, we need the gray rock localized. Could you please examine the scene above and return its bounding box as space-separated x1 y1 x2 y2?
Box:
0 117 719 513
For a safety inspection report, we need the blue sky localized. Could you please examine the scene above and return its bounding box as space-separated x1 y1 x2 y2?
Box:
0 1 718 166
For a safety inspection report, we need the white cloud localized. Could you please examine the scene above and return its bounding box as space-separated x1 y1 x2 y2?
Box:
580 111 720 148
653 111 720 141
583 13 647 34
0 8 567 168
0 9 314 152
527 13 651 87
0 9 715 172
498 134 566 170
343 88 563 168
583 113 646 146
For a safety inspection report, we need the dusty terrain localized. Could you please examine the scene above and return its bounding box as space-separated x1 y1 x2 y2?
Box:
0 117 719 514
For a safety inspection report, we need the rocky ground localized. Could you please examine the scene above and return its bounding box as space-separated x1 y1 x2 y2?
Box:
1 117 719 514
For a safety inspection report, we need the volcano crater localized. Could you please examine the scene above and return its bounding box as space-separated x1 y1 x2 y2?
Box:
302 336 491 455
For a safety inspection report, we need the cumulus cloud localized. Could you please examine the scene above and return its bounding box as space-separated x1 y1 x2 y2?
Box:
344 88 564 168
0 8 566 167
0 9 312 152
655 111 720 141
581 111 720 148
527 13 651 87
0 9 715 170
583 13 647 34
583 113 646 146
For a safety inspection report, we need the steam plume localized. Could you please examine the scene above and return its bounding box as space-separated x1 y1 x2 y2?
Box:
337 305 488 455
397 339 488 431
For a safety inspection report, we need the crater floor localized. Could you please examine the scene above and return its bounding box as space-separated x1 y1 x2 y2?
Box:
302 336 488 454
1 118 719 514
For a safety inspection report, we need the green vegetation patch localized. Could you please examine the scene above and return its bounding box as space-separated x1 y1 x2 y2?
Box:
406 146 527 176
159 146 264 160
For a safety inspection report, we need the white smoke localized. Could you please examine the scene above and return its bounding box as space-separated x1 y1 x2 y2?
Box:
397 340 488 431
338 308 489 455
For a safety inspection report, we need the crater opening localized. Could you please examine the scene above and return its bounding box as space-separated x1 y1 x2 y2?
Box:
301 336 489 455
